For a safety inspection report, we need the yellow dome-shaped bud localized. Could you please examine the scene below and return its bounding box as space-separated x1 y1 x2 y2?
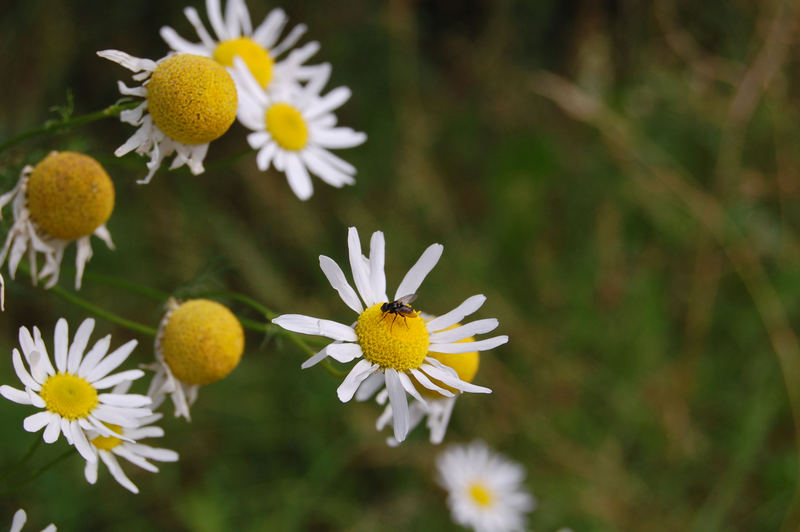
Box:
160 299 244 385
213 37 274 87
147 54 238 145
417 324 480 399
26 151 114 241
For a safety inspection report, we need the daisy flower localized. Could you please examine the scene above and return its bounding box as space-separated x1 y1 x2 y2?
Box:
83 381 179 494
9 509 56 532
97 50 238 184
0 151 114 289
0 318 153 463
436 440 536 532
370 329 483 446
160 0 323 92
146 298 244 420
272 227 507 443
232 55 365 200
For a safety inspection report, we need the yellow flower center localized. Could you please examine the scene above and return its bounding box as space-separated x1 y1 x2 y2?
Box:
26 151 114 241
468 482 494 508
265 103 309 151
354 303 429 372
39 373 98 420
213 37 274 87
416 324 480 399
90 424 123 451
160 299 245 385
147 54 237 145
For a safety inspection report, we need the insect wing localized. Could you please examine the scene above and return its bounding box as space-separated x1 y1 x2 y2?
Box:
395 294 417 306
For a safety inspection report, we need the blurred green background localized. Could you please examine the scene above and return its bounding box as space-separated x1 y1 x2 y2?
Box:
2 0 800 530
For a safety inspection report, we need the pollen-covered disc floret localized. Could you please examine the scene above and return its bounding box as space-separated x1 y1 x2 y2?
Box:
436 441 536 532
82 381 179 494
9 509 56 532
97 49 238 184
160 0 325 93
232 58 366 200
355 304 429 371
147 54 237 145
372 320 484 446
147 298 245 420
0 318 152 464
272 227 508 444
0 152 115 289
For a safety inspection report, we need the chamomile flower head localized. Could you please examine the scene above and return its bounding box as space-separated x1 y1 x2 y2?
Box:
0 318 152 464
272 227 508 443
98 50 238 184
370 321 483 446
83 381 179 494
437 441 536 532
0 151 115 289
161 0 324 92
9 509 56 532
233 58 366 200
147 298 245 420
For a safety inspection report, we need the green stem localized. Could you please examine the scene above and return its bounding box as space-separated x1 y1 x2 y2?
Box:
49 284 158 337
0 448 74 496
1 437 42 482
81 271 168 301
197 290 278 319
0 99 140 155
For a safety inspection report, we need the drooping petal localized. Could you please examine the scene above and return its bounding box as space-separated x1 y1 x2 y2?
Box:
385 369 410 442
272 314 357 341
336 359 378 402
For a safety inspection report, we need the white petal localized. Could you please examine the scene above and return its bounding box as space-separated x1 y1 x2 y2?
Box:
319 255 363 313
354 373 384 401
206 0 229 40
100 451 139 494
0 385 32 404
336 359 377 402
12 349 39 390
92 369 145 390
10 510 26 532
428 318 499 343
77 335 112 377
86 339 138 382
409 368 455 397
23 411 53 433
84 457 99 484
304 87 352 121
395 243 443 300
160 26 210 55
430 335 508 354
284 152 314 200
421 361 491 394
311 127 366 149
385 369 410 442
347 227 376 306
326 343 363 363
368 231 387 302
71 419 97 463
300 344 333 369
426 295 487 332
397 371 427 406
99 393 152 408
67 318 96 374
43 414 62 443
53 318 69 373
272 314 357 341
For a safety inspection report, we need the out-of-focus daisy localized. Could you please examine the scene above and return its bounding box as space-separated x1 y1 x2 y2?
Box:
160 0 322 92
9 509 56 532
0 151 114 289
273 227 507 443
369 325 483 446
436 440 536 532
0 318 152 463
84 381 179 494
233 58 366 200
98 50 238 184
147 298 244 420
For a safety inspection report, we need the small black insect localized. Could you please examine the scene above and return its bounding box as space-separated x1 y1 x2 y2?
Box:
380 294 418 330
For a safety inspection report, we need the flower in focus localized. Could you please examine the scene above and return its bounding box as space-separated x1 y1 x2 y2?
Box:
436 440 536 532
273 227 507 443
84 381 179 494
233 59 366 200
147 298 245 420
161 0 323 92
97 50 238 184
0 151 115 289
369 322 483 446
0 318 152 463
9 509 56 532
